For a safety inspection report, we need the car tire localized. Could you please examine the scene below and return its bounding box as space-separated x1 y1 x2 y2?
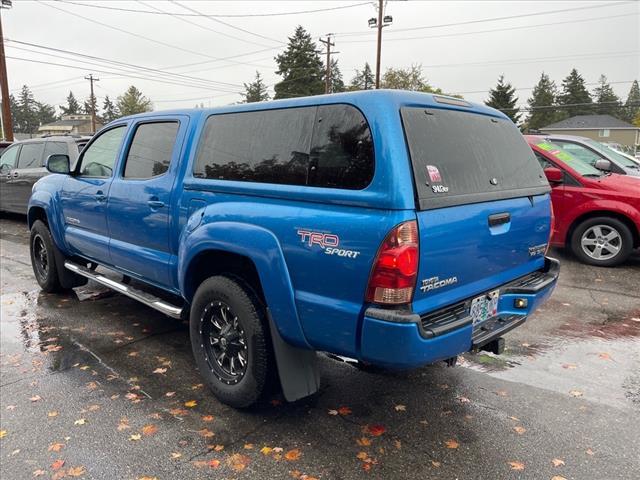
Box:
29 220 66 293
190 275 273 408
570 217 633 267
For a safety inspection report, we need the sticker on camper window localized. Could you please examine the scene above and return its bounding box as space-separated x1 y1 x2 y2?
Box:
426 165 442 183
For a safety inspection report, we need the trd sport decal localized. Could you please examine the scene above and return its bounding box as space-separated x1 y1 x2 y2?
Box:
297 230 361 259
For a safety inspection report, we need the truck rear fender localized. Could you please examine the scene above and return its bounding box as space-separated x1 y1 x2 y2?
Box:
178 220 311 350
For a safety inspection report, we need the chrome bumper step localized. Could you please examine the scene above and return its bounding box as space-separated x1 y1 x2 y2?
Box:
64 261 183 319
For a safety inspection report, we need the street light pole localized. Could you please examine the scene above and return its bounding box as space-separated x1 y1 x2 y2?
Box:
84 73 99 134
0 1 14 142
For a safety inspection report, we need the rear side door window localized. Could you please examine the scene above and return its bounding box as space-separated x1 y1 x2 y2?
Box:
78 126 127 177
123 122 179 179
309 105 374 189
17 143 45 169
0 144 20 172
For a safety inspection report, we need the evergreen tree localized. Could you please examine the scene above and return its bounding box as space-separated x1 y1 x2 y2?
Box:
9 94 19 134
102 95 118 123
593 75 621 117
60 91 81 116
381 65 443 94
83 92 99 118
17 85 39 134
527 72 562 130
116 86 152 116
36 102 57 126
242 71 270 103
623 80 640 123
349 62 375 91
557 69 592 117
329 59 345 93
274 26 325 99
485 75 520 123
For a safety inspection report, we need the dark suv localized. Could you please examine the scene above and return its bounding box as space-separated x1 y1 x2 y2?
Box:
0 135 90 214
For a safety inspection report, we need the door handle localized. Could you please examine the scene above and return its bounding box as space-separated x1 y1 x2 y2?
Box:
488 212 511 227
12 172 18 178
147 199 165 209
95 190 106 202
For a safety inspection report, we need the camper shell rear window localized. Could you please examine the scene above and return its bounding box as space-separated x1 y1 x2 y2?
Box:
401 107 550 210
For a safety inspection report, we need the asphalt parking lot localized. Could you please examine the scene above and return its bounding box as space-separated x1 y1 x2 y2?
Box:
1 214 639 480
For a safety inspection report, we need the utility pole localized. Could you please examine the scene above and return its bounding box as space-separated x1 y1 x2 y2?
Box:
368 0 393 89
84 73 99 134
319 35 337 94
0 1 14 142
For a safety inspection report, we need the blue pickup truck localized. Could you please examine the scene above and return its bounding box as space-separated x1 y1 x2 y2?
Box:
28 90 559 407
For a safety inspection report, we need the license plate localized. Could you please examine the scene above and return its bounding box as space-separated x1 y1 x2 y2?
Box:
470 289 499 325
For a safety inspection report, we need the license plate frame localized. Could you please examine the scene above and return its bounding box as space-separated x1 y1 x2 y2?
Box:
470 289 499 326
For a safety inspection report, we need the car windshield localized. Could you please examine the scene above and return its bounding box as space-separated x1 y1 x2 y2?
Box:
582 138 639 168
599 142 640 168
535 141 603 176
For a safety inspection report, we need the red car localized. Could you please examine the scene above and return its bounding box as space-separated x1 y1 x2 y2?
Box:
525 135 640 267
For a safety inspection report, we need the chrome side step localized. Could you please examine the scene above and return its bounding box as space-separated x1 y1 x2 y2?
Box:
64 261 183 319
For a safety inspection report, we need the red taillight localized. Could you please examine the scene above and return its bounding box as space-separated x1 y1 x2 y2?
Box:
366 221 419 305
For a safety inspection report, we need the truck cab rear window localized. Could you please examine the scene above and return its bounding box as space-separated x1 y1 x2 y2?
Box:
401 107 549 209
193 104 374 190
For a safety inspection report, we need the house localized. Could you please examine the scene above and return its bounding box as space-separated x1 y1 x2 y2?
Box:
540 114 639 151
38 114 102 136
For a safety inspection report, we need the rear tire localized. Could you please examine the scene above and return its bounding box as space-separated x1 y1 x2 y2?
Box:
570 217 633 267
30 220 66 293
190 276 273 408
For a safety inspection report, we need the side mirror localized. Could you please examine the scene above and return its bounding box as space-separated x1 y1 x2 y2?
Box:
594 159 611 171
544 167 564 184
45 154 70 174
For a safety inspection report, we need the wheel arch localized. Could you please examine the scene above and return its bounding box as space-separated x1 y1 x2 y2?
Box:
567 210 639 249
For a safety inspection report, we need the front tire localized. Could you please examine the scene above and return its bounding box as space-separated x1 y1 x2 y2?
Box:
30 220 66 293
190 276 273 408
570 217 633 267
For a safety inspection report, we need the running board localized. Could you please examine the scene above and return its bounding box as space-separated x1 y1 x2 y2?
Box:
64 261 183 319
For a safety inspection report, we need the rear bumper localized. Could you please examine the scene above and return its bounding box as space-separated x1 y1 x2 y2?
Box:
359 257 559 369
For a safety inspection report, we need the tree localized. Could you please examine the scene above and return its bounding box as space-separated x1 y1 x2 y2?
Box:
60 91 81 116
526 72 562 130
36 102 57 126
274 26 325 99
102 95 118 123
116 86 152 116
486 75 520 123
593 75 621 117
83 92 99 118
242 71 270 103
623 80 640 123
17 85 39 134
349 62 375 91
329 58 345 93
381 64 443 93
557 69 592 117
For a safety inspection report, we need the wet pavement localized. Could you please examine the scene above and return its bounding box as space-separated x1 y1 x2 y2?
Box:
1 214 639 480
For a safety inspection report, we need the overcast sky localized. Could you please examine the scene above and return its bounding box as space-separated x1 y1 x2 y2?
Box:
2 0 639 112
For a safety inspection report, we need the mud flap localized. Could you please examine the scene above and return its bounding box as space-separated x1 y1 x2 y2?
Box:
51 243 87 289
267 312 319 402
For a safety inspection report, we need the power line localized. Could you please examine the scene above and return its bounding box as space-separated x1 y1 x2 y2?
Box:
55 0 371 18
333 1 633 37
452 80 636 96
499 100 639 113
169 0 284 45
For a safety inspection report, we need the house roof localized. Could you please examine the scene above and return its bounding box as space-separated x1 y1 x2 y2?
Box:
541 114 637 130
40 119 89 128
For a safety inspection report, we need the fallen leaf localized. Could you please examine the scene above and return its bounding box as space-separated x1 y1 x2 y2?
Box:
142 424 158 436
153 368 167 374
327 409 338 416
117 418 130 431
394 404 406 411
128 351 139 357
171 452 182 459
569 390 583 398
431 461 441 468
509 461 525 471
87 405 100 412
356 437 372 446
137 477 158 480
552 458 565 467
5 405 16 410
356 451 368 460
457 396 470 403
169 408 189 417
192 460 207 468
74 418 87 425
285 449 302 461
260 446 273 455
337 406 352 415
364 424 386 437
184 400 197 408
67 466 86 477
30 395 42 402
513 426 526 435
198 428 214 438
201 415 215 422
228 453 250 472
562 364 577 370
394 440 402 450
165 391 176 397
129 434 142 441
48 443 65 452
0 430 7 439
244 443 254 450
207 459 221 469
598 352 612 361
212 444 224 451
86 381 98 390
586 448 595 456
48 411 59 418
551 476 567 480
51 459 65 471
33 469 46 477
445 439 459 449
495 390 508 397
